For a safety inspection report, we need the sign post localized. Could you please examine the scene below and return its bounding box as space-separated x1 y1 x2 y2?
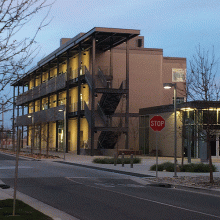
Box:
150 116 165 178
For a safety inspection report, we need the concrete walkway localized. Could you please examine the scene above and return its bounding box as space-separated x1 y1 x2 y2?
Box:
1 150 220 219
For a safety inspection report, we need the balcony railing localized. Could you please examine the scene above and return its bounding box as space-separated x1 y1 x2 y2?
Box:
69 101 88 113
16 73 66 106
15 105 65 126
69 65 87 80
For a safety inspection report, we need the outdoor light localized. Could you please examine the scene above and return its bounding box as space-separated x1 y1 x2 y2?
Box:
163 83 173 89
163 82 177 177
27 115 32 118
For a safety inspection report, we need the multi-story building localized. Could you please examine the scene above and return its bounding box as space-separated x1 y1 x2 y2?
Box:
12 27 186 155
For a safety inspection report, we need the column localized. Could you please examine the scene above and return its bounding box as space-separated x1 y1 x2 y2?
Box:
77 45 82 155
65 51 70 153
91 35 96 156
125 37 130 149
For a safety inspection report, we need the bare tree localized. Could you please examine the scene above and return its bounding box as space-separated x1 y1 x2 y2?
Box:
0 0 53 109
187 45 220 183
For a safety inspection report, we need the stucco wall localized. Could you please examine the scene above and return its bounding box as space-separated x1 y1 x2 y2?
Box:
148 112 183 157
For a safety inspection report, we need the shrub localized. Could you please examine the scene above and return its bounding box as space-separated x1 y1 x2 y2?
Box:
150 162 217 172
180 163 217 172
150 162 174 172
93 157 141 164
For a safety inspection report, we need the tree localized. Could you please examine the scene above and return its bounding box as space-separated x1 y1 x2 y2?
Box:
0 0 52 111
187 45 220 183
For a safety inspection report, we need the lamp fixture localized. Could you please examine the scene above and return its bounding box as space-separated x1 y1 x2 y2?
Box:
163 83 173 89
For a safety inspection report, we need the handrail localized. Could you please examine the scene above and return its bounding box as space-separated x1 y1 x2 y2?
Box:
84 102 91 128
84 67 93 89
97 103 108 126
69 101 87 112
98 67 107 88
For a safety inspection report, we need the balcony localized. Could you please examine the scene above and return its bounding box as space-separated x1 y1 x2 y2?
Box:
16 73 66 106
15 105 65 126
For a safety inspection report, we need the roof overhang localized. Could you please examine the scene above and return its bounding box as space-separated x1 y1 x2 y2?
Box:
139 101 220 115
11 27 140 86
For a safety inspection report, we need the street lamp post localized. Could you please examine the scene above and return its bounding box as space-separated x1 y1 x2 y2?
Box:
163 83 177 177
59 107 66 160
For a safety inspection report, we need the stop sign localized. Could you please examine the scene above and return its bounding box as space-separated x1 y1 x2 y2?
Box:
150 115 165 132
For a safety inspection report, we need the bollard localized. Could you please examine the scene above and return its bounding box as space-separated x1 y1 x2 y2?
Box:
122 153 124 167
130 154 133 168
114 153 117 166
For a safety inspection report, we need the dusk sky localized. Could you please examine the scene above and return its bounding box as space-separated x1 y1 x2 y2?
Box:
4 0 220 128
30 0 220 62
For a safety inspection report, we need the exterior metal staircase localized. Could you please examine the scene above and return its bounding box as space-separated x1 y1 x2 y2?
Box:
97 68 124 149
84 66 124 149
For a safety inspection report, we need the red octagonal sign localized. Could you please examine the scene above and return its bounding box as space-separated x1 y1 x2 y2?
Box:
150 115 165 132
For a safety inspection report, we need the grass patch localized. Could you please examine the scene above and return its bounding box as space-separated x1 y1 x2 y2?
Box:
150 162 217 173
0 199 52 219
93 157 141 164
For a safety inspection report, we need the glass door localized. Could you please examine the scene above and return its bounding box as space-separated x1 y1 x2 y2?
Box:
211 133 220 158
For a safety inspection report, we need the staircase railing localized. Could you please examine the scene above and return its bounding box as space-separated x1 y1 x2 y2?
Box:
97 67 108 88
97 103 108 126
84 66 93 90
97 66 113 88
84 102 92 128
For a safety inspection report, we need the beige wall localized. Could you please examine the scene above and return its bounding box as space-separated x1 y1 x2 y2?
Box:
69 119 77 152
49 122 56 149
94 39 186 114
42 72 48 82
41 123 48 149
81 117 89 145
50 67 57 78
69 87 78 112
148 112 182 157
58 91 66 106
29 102 34 113
29 79 34 89
35 100 40 112
82 51 90 70
49 94 57 108
59 62 67 74
162 57 186 105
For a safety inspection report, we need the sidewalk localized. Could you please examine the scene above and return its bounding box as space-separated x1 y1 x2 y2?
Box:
1 150 220 219
44 151 220 178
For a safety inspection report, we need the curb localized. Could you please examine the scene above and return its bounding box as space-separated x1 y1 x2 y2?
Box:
0 186 79 220
54 160 153 178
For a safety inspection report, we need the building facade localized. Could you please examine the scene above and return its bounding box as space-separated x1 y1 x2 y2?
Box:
12 27 186 155
139 101 220 160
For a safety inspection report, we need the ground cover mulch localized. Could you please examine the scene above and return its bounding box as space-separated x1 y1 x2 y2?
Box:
0 149 60 159
147 176 220 189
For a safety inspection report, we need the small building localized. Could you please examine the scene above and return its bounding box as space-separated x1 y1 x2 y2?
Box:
11 27 186 155
139 101 220 160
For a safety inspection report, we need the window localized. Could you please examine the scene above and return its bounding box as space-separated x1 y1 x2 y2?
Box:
173 97 185 104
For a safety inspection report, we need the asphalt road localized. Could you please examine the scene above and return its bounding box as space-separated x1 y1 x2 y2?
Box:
1 152 220 220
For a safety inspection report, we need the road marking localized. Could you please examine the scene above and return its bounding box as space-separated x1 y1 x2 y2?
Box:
67 177 220 219
66 177 145 188
0 166 32 169
172 186 220 198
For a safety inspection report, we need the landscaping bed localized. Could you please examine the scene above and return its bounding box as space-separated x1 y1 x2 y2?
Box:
93 157 141 164
150 162 217 172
